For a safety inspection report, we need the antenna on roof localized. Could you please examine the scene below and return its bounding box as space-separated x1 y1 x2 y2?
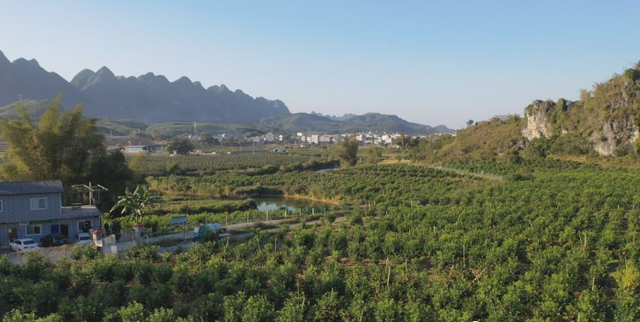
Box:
71 182 109 206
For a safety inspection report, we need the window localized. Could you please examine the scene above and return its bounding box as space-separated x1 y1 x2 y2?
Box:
78 220 92 232
26 225 41 235
30 198 47 210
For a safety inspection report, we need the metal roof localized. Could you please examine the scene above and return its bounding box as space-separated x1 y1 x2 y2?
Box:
0 180 64 196
125 145 158 148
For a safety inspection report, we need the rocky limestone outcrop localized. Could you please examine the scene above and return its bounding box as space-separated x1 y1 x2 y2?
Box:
521 100 639 156
590 122 617 156
589 117 640 156
519 62 640 156
522 100 553 140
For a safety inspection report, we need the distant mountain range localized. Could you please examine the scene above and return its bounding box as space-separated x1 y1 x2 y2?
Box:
0 50 453 134
311 112 358 121
0 50 289 123
0 100 453 136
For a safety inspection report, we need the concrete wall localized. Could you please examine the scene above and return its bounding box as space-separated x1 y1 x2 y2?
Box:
0 193 62 223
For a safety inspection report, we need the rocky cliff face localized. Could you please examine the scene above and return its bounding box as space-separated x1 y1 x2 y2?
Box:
588 118 639 156
522 100 553 141
590 122 617 156
520 62 640 156
522 101 639 156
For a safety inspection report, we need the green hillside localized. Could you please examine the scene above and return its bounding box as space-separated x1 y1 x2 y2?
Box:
96 119 150 136
0 99 50 120
260 112 447 134
259 113 343 132
343 113 441 134
411 61 640 162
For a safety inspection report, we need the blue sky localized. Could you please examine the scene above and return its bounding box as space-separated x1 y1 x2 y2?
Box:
1 1 639 128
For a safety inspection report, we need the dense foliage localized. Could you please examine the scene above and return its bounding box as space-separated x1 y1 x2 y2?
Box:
334 137 359 167
0 96 134 209
0 96 105 185
147 164 478 206
166 137 196 155
110 185 160 223
5 162 640 321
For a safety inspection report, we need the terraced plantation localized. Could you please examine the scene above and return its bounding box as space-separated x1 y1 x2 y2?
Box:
4 160 640 321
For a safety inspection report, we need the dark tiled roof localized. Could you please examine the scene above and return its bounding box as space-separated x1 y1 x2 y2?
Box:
0 180 64 195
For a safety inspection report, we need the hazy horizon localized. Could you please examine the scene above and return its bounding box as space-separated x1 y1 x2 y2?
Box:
1 1 639 129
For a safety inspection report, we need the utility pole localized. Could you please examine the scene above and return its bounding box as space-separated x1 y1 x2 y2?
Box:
88 182 93 205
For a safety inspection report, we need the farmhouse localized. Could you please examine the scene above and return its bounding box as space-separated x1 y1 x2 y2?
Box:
104 136 165 154
0 180 101 249
124 144 159 153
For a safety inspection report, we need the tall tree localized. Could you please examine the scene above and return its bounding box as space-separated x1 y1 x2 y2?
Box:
87 150 136 210
166 137 195 155
334 137 359 167
364 146 381 164
0 96 105 186
200 131 218 146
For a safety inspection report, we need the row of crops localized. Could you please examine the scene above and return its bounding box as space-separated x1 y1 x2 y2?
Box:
126 153 331 175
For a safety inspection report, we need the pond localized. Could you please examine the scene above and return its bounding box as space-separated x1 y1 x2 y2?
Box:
255 197 331 212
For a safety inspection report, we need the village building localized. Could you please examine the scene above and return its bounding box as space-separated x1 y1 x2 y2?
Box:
307 135 320 144
319 135 333 144
264 132 276 142
0 180 101 250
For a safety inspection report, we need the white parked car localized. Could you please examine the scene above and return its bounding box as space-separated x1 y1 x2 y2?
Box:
73 232 93 246
10 238 40 252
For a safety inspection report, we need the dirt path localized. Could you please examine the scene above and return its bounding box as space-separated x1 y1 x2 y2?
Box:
158 216 348 253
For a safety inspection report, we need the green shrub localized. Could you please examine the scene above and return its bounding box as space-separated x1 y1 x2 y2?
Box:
114 261 136 282
624 68 639 81
117 302 146 322
136 262 154 286
89 256 118 282
125 244 159 262
71 245 100 261
154 264 173 283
